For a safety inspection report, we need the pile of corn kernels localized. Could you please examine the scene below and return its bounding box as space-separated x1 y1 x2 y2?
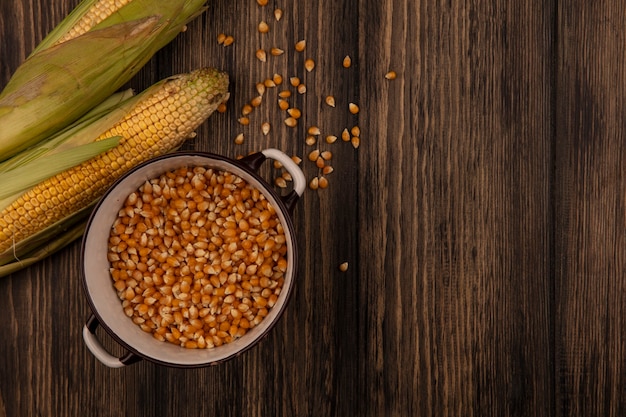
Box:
107 166 287 349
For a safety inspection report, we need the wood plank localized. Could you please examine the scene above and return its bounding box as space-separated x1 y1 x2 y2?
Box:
555 1 626 416
356 1 554 415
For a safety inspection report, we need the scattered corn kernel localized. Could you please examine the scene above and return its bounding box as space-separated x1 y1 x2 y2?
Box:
258 21 270 33
274 8 283 21
385 70 397 80
278 90 292 98
278 99 290 111
325 96 336 107
273 73 283 85
321 151 332 160
257 0 268 5
290 77 301 87
295 40 306 52
305 136 316 146
223 35 234 46
275 177 287 188
261 122 271 136
284 117 297 127
349 103 359 114
297 84 307 94
351 136 360 149
318 176 329 189
234 133 244 145
238 117 250 126
270 47 284 56
250 95 263 107
241 104 253 116
325 135 337 144
308 126 321 136
217 102 227 113
341 128 350 142
264 78 277 88
256 49 267 62
322 165 334 175
287 108 301 119
309 177 319 190
256 82 266 96
217 33 226 45
339 262 348 272
305 58 315 72
351 126 361 137
308 149 320 161
343 55 352 68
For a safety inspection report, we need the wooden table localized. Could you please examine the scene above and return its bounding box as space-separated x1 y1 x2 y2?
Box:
1 0 625 415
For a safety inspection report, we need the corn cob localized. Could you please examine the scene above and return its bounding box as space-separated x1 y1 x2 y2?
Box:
0 67 229 256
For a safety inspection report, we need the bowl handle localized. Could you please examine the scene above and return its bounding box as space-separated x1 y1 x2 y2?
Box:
240 148 306 213
82 314 142 368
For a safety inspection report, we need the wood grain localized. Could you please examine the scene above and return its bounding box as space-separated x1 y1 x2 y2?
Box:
555 1 626 416
0 0 625 416
357 1 554 415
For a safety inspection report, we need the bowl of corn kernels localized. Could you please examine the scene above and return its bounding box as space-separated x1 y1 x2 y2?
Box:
81 148 305 368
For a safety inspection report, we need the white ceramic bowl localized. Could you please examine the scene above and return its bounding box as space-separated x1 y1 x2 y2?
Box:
81 148 305 368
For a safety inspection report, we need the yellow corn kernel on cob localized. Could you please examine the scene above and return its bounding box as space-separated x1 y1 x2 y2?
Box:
55 0 133 45
0 67 229 254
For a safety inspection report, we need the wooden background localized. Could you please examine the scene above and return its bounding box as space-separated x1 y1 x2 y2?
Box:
1 0 625 415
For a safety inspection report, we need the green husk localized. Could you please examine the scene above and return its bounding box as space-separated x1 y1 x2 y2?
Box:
0 208 91 276
0 17 162 160
0 88 134 174
0 221 86 278
0 0 208 162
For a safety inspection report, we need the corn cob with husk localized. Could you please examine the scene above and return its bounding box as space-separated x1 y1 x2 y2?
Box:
0 0 208 161
0 67 230 277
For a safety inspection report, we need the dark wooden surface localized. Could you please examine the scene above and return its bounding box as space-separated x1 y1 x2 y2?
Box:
1 0 625 416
